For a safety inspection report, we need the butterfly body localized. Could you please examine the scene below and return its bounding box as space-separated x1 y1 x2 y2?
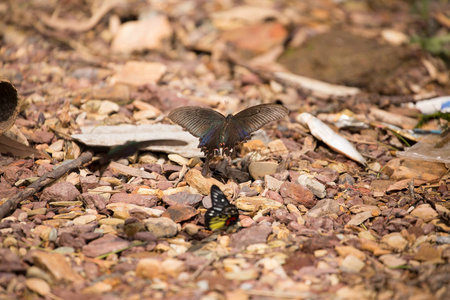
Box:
204 185 239 230
168 104 288 175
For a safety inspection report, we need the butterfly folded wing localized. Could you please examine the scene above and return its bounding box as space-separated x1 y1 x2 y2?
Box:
205 185 239 230
205 214 232 230
210 184 230 206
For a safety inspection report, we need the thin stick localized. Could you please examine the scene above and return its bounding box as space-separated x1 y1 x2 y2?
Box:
191 256 216 279
38 0 122 33
243 289 316 299
0 151 93 220
191 251 238 280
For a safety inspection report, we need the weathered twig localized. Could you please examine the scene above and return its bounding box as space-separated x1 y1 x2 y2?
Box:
191 250 238 280
243 289 316 299
173 164 187 187
0 151 93 220
38 0 123 33
191 256 216 280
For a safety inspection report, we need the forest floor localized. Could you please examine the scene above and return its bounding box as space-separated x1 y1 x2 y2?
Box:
0 0 449 299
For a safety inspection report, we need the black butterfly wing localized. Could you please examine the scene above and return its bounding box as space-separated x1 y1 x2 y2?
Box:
220 104 288 154
169 104 288 174
197 121 224 156
168 107 225 137
168 106 225 156
210 184 231 207
205 185 239 230
219 119 252 156
232 104 288 134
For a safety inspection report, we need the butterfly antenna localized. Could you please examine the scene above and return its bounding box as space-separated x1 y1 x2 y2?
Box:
223 99 233 115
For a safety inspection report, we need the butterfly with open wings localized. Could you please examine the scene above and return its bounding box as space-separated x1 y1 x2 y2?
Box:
168 103 288 175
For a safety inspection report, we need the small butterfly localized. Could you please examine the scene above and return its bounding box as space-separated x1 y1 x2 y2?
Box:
168 103 288 175
204 185 239 230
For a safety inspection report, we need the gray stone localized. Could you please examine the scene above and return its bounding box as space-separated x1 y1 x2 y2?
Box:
306 199 340 218
41 182 80 202
264 175 284 192
145 217 178 238
297 174 326 198
249 162 278 180
229 223 272 250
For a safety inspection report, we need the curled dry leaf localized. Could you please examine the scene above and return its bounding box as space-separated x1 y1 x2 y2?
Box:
0 81 19 134
72 124 204 158
297 112 367 166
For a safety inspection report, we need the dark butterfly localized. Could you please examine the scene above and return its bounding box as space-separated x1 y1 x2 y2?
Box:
168 103 288 175
204 185 239 230
88 140 156 180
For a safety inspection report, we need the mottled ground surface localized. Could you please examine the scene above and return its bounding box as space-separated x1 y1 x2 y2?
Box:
0 0 449 299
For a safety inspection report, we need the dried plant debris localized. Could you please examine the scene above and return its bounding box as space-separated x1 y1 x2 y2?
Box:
0 81 19 134
0 81 45 157
72 124 203 158
0 0 449 299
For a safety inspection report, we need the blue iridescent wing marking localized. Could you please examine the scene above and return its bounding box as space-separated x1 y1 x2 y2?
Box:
223 104 288 155
168 106 225 156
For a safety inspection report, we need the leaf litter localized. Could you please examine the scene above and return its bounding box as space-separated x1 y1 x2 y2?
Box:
0 0 449 299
